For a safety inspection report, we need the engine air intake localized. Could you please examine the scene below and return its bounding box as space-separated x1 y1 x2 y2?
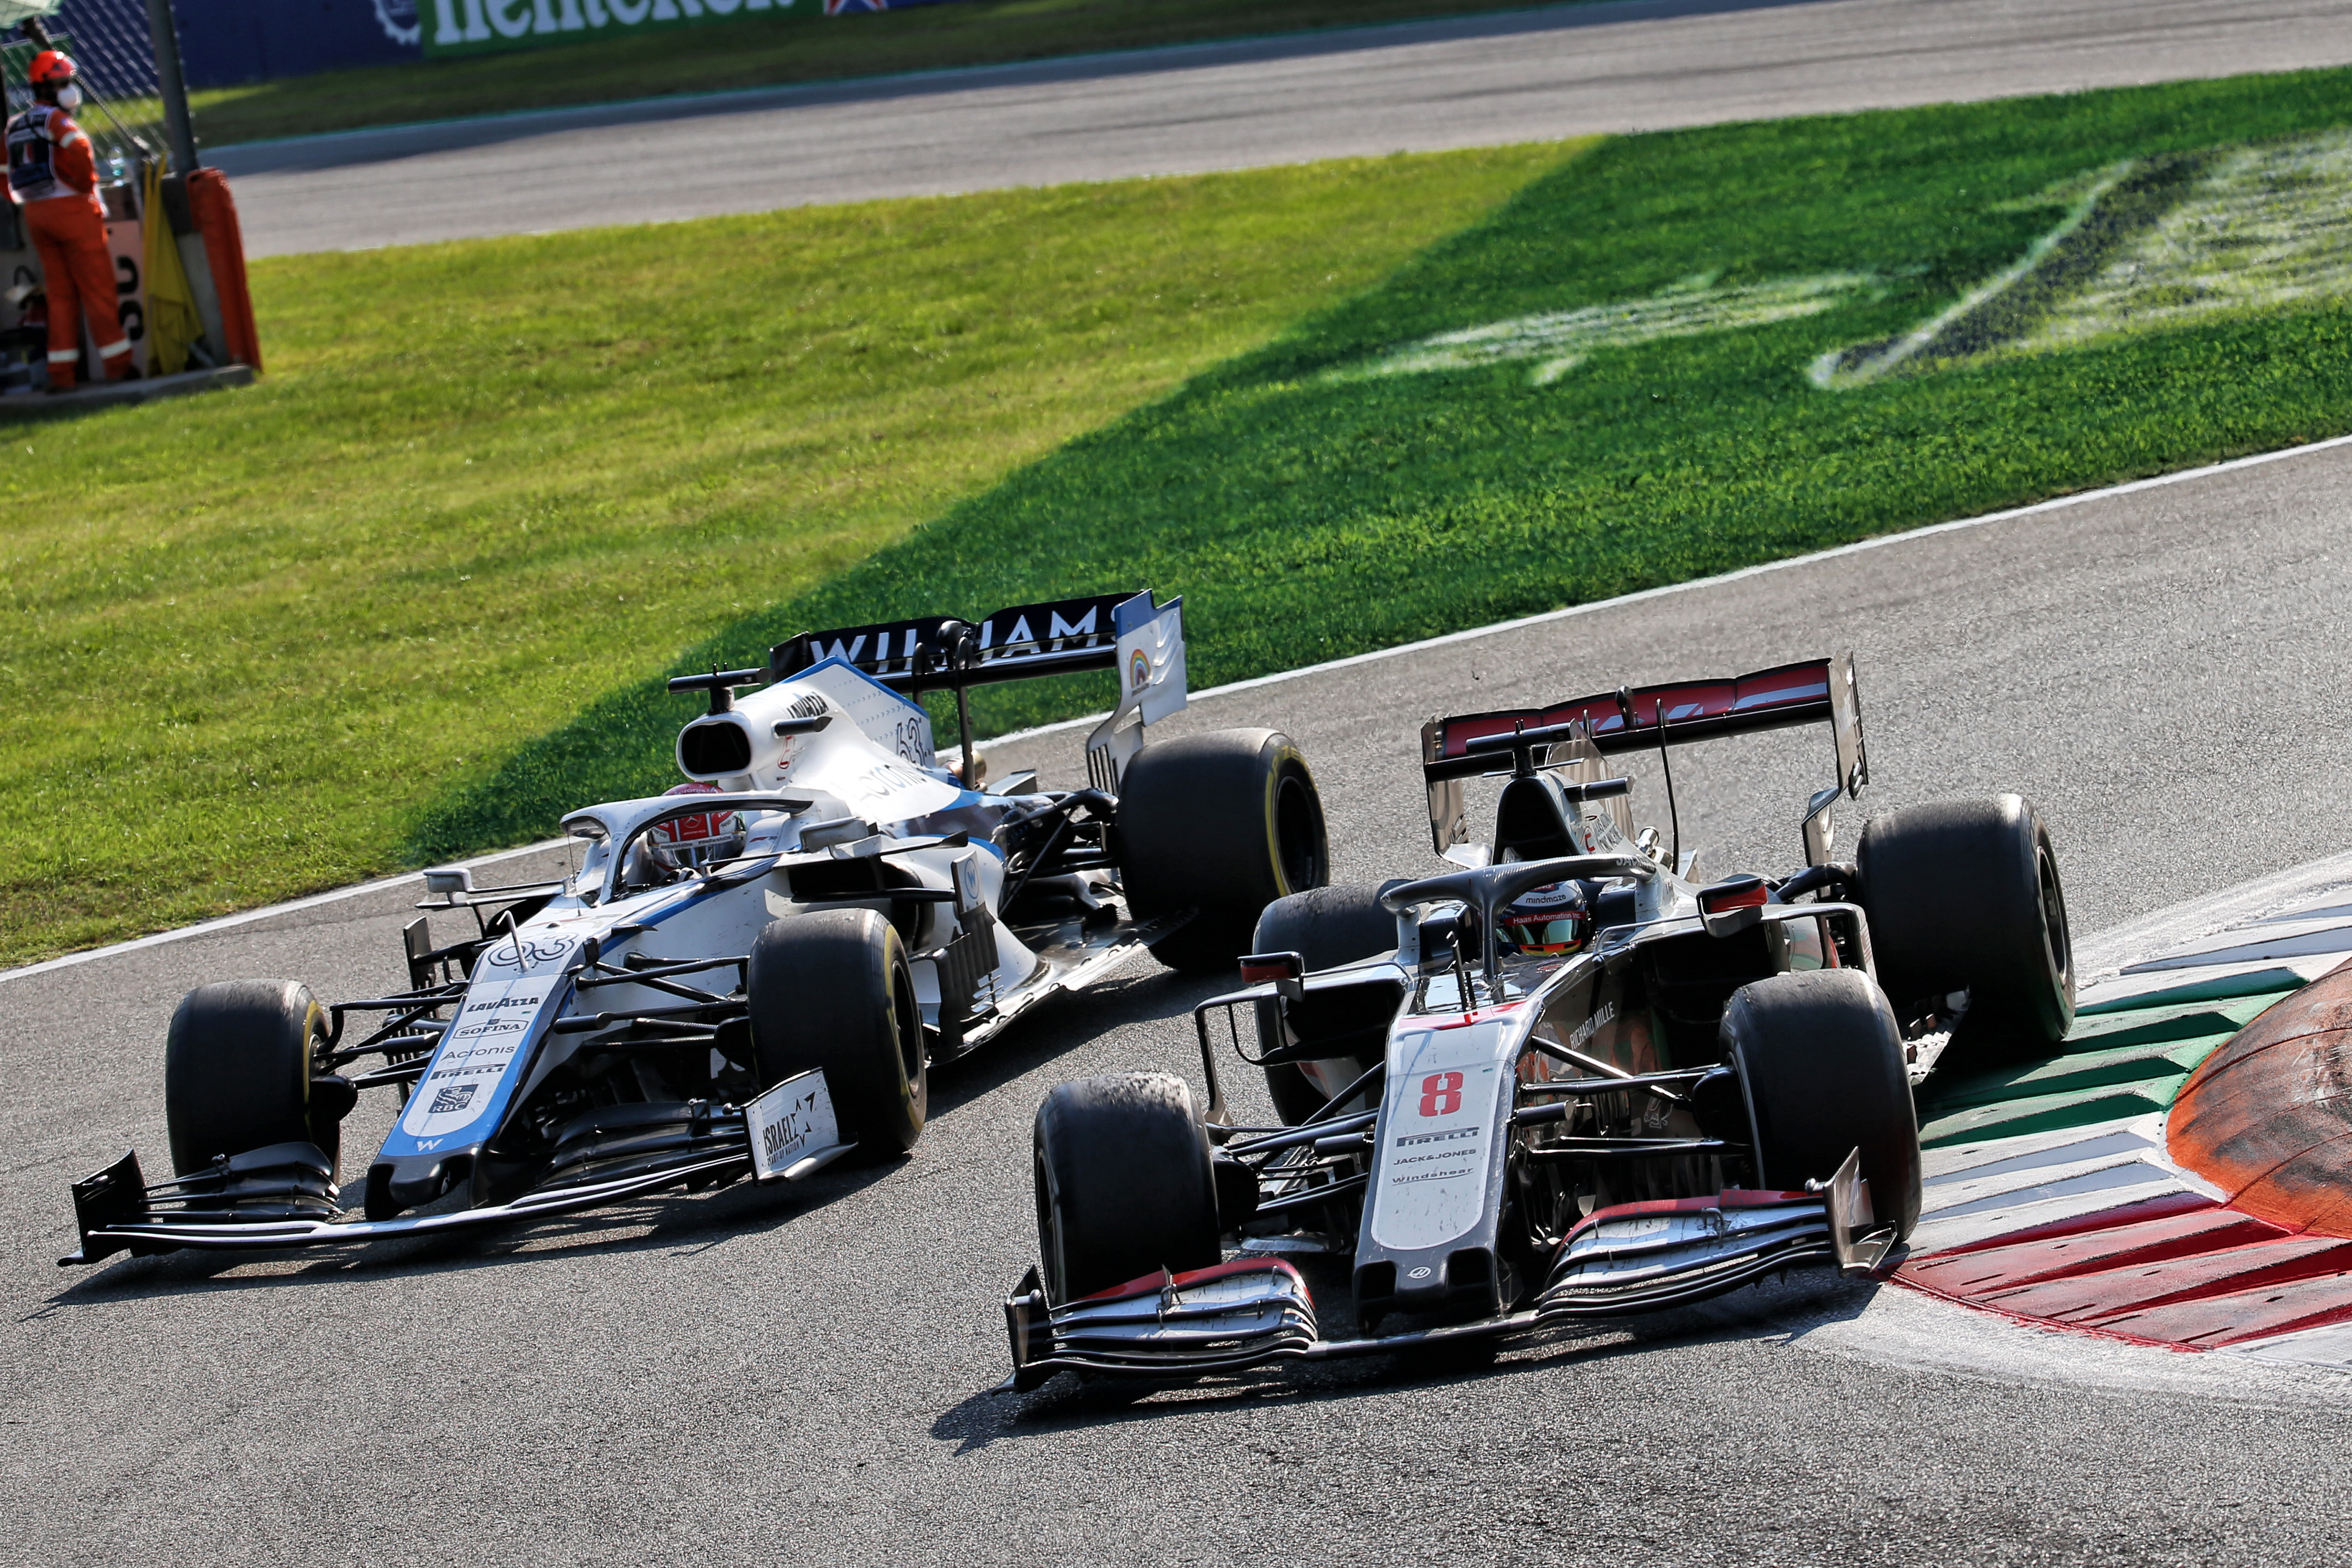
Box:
679 720 753 777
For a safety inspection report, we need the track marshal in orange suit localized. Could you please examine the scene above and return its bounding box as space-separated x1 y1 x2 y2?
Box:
6 51 134 392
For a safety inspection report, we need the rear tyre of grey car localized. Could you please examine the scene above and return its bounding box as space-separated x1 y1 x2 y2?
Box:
165 980 339 1178
1251 882 1404 1124
1723 969 1921 1241
1033 1073 1222 1304
1117 729 1329 974
748 908 926 1159
1856 794 2073 1068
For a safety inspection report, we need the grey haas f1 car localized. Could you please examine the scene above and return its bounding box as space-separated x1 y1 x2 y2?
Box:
1001 654 2074 1383
64 589 1334 1265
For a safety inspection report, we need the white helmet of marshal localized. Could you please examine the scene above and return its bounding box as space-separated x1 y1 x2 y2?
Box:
1495 879 1591 957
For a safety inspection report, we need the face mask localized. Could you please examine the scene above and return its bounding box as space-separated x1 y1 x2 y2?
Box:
54 85 82 110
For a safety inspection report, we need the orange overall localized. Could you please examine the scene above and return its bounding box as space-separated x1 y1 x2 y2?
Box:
6 104 130 390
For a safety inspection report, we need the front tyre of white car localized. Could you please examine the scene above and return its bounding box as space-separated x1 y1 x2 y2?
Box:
747 908 926 1159
164 980 350 1179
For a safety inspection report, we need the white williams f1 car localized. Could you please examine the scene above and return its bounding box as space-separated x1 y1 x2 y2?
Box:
64 590 1333 1265
1001 655 2076 1382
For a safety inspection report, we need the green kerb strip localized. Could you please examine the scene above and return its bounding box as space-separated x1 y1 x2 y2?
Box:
1915 984 2305 1148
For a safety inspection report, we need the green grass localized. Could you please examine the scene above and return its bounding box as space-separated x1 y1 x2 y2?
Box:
192 0 1572 146
28 66 2352 972
420 66 2352 858
0 145 1569 967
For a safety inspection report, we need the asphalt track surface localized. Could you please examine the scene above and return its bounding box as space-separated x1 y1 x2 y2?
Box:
10 440 2352 1565
217 0 2352 255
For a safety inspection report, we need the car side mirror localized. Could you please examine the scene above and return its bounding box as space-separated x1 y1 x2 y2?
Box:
422 867 474 903
1802 787 1840 868
1238 951 1305 1003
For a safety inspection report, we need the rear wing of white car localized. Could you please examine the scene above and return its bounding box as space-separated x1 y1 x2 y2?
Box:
1419 653 1868 865
768 589 1186 789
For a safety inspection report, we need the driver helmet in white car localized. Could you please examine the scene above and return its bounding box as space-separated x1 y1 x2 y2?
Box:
1495 879 1591 958
626 782 746 885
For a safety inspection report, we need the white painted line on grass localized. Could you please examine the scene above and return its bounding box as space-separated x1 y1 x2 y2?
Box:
987 429 2352 750
0 838 570 988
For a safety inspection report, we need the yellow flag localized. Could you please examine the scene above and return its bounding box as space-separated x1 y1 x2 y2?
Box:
142 159 202 378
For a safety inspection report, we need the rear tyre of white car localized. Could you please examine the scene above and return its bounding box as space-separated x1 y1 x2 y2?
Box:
1856 794 2074 1068
748 908 926 1159
165 980 343 1178
1033 1073 1221 1304
1117 728 1329 974
1250 882 1403 1124
1724 969 1921 1240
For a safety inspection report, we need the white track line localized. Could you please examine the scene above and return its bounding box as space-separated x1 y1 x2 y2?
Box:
0 838 568 987
2073 847 2352 987
989 429 2352 750
16 428 2352 986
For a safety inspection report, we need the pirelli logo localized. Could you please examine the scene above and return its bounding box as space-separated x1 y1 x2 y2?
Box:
1396 1126 1480 1148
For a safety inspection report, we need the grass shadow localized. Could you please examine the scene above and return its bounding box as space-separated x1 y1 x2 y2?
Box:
412 72 2352 870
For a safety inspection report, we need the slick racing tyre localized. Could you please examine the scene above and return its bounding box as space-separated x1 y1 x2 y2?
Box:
1033 1073 1222 1303
1250 882 1405 1124
165 980 347 1178
1117 728 1328 974
1724 970 1922 1240
1856 794 2073 1068
748 908 926 1159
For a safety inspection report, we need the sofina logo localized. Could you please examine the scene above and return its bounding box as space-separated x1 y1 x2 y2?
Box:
428 0 796 53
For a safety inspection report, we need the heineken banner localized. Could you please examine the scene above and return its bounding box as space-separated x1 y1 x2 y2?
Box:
424 0 961 57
